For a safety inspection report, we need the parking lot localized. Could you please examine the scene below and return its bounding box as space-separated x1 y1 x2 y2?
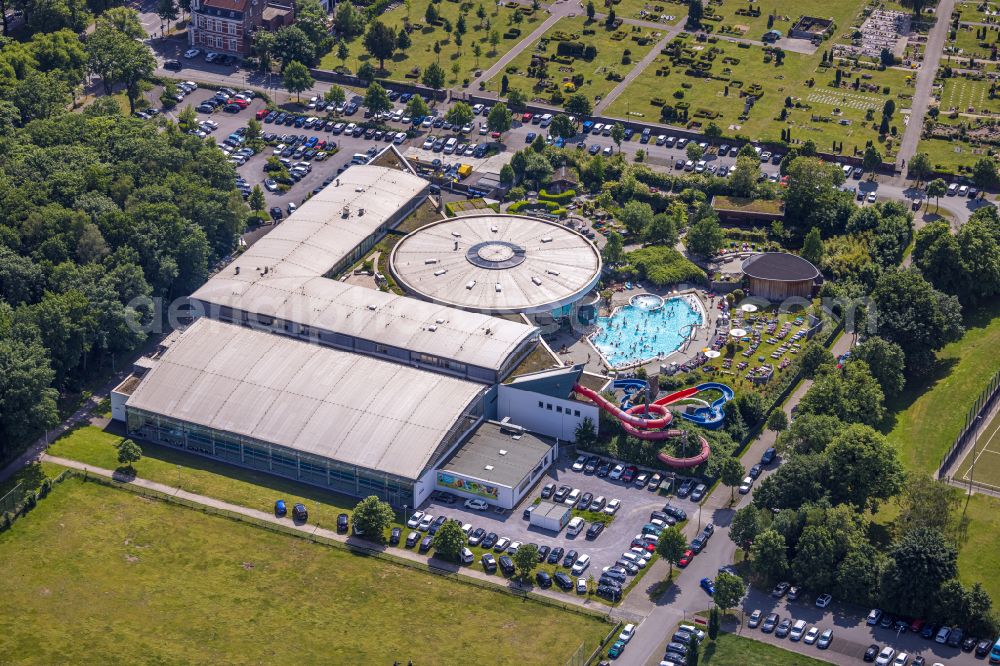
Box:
738 586 992 666
412 452 713 601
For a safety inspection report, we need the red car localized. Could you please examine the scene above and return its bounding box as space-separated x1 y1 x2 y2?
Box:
255 108 268 120
678 549 694 567
909 618 925 633
621 465 638 483
522 112 533 123
631 539 656 552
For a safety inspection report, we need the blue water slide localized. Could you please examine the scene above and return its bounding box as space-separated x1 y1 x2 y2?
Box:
613 379 649 409
678 382 735 430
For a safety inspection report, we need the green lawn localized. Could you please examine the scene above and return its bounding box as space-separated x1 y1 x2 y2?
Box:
702 0 864 42
603 0 686 26
955 492 1000 602
956 0 1000 24
605 33 912 155
700 632 828 665
940 76 1000 115
884 299 1000 476
47 425 365 529
319 0 533 86
0 478 611 663
487 15 663 107
915 135 991 174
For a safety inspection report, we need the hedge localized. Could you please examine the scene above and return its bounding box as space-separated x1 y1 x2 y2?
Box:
622 246 707 286
508 200 567 217
538 188 575 203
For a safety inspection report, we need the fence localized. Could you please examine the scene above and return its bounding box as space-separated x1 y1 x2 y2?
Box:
65 470 614 625
0 469 72 533
937 369 1000 479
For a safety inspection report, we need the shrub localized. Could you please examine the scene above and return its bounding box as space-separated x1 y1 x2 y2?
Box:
539 188 575 203
621 246 707 286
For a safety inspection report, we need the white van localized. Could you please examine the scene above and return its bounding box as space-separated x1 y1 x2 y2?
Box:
539 113 553 127
566 516 585 536
443 137 458 154
789 619 808 641
564 488 581 505
351 153 369 165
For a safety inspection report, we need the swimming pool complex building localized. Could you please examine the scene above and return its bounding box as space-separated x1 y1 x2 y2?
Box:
110 160 598 510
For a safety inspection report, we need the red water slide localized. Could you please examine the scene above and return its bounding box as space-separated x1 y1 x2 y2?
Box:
572 383 712 467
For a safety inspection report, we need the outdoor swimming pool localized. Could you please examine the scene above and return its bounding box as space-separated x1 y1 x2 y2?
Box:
590 295 703 368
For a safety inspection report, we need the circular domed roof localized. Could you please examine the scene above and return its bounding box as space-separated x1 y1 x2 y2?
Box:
741 252 820 282
389 214 602 314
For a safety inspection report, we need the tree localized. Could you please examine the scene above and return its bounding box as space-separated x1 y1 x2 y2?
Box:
422 62 446 94
565 93 592 116
602 231 624 265
713 572 745 614
513 542 539 581
283 60 314 102
333 0 365 37
836 542 884 606
424 1 438 23
499 163 515 186
704 122 722 139
801 226 823 266
784 157 852 235
686 0 703 29
862 143 883 178
363 82 392 116
352 495 394 543
549 113 575 139
432 519 466 561
397 28 412 52
274 25 318 67
116 438 142 469
86 25 156 111
620 200 654 237
686 142 704 162
406 94 431 119
336 40 350 68
901 0 929 17
364 20 397 71
487 103 513 138
656 526 689 578
766 409 788 433
852 337 906 399
708 607 720 639
867 268 964 375
610 122 625 152
751 529 788 583
728 155 759 198
686 636 700 666
893 478 966 543
686 210 724 257
586 0 595 20
880 527 958 618
909 151 932 186
325 84 347 108
506 88 527 112
446 102 474 128
791 525 838 591
98 6 145 38
718 456 745 502
972 157 999 195
926 178 947 210
249 185 265 212
523 152 553 189
156 0 177 32
730 505 765 556
644 212 678 246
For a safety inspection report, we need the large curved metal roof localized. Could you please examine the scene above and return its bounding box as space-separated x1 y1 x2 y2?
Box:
389 214 602 314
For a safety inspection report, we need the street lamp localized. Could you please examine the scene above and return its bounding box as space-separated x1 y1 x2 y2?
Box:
402 503 408 524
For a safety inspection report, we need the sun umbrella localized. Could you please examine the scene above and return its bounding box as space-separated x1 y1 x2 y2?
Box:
729 328 747 337
705 350 721 358
740 303 758 313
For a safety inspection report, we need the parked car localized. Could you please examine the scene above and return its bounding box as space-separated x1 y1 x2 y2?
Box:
336 513 349 532
815 593 832 608
419 535 433 553
405 531 419 548
389 527 401 545
541 483 555 499
775 618 793 638
481 553 497 573
761 447 776 464
748 610 762 628
535 571 552 588
761 613 779 633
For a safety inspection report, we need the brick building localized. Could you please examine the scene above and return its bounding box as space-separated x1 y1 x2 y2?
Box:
188 0 285 56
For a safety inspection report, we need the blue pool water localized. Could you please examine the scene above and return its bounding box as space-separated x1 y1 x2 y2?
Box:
591 296 702 368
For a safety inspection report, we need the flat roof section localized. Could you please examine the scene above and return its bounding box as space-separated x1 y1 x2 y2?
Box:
190 166 538 373
440 420 554 488
390 214 602 314
125 318 486 480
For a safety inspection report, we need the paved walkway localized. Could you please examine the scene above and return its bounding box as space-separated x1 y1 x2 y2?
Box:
472 6 569 89
594 27 680 115
41 454 627 620
896 0 956 172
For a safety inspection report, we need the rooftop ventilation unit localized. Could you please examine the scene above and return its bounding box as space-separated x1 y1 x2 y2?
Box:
491 225 498 233
451 232 462 238
495 283 502 293
433 269 447 276
499 422 525 436
546 270 560 276
367 304 377 311
466 280 476 289
498 449 507 456
424 258 438 265
435 318 445 324
531 276 542 286
541 237 552 243
484 464 494 471
427 325 438 332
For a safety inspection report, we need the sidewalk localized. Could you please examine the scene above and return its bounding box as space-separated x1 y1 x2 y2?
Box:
42 454 627 620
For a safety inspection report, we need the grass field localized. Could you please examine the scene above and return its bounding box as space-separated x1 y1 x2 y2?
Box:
940 76 1000 115
701 632 828 665
956 402 1000 491
956 0 1000 24
884 299 1000 476
0 478 611 663
916 135 990 173
604 33 912 154
602 0 685 25
703 0 864 42
487 15 662 106
318 0 532 85
43 425 620 604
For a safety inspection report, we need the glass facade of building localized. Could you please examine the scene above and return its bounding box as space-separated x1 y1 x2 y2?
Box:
124 407 455 507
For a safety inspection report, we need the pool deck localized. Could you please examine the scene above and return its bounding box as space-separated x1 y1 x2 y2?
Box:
544 285 723 378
